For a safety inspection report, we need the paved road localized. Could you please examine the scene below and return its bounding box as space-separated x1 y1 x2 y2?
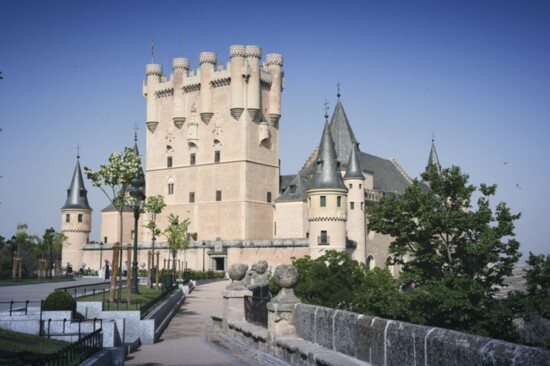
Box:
126 279 246 366
0 277 105 311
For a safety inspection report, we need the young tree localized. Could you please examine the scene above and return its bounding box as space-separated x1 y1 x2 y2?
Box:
367 165 521 339
84 147 141 300
164 213 190 281
13 223 39 277
143 195 166 287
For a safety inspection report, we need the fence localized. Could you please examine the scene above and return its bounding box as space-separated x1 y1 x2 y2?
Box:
44 328 103 366
244 296 269 327
0 299 43 315
43 318 102 339
140 281 178 319
55 280 125 299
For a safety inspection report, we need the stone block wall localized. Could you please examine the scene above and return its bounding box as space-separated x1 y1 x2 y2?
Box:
294 303 550 366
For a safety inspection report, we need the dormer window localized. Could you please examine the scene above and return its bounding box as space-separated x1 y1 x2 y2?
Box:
316 161 323 172
289 185 296 194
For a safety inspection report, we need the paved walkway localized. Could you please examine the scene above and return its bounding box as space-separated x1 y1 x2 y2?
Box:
0 277 105 311
126 279 246 366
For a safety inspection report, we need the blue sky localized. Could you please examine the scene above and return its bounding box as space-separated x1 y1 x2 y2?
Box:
1 1 549 258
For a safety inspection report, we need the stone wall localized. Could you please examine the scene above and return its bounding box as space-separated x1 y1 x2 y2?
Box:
293 303 550 366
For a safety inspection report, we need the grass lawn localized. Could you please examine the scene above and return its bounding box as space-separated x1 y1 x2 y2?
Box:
78 284 165 304
0 328 69 364
0 276 74 287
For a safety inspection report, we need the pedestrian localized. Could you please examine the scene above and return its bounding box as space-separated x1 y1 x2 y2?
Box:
105 260 110 281
123 261 128 277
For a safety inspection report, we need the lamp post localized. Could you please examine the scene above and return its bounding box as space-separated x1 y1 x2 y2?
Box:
202 241 206 272
150 214 157 289
171 218 178 281
130 173 145 294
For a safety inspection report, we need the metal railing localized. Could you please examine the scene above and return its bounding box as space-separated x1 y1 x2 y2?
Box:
244 296 269 327
55 280 125 298
44 328 103 366
43 317 102 339
0 299 43 315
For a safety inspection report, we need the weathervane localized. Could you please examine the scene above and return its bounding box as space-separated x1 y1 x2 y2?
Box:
337 81 341 98
323 100 330 120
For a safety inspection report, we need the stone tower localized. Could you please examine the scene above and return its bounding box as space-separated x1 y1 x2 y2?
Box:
143 45 284 242
307 119 348 259
61 153 92 269
344 142 366 263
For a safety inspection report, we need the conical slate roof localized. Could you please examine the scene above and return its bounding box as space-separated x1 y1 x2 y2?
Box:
426 138 441 173
329 97 356 168
344 142 365 180
308 120 347 191
62 156 92 210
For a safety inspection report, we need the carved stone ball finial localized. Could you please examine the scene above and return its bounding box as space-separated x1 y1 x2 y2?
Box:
226 263 249 290
146 64 163 77
251 260 268 275
271 264 300 304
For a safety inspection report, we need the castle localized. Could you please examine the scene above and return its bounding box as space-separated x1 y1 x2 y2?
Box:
61 44 440 275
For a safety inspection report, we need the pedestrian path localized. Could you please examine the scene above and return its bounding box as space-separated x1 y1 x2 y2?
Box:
125 279 245 366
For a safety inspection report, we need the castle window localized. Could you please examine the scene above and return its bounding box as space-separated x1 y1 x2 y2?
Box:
104 236 108 244
337 196 342 207
216 190 222 201
65 214 70 223
189 192 195 203
320 196 326 207
316 161 323 172
361 202 364 210
336 162 341 170
350 202 355 210
78 214 83 223
359 184 362 189
267 192 272 203
214 150 220 163
319 231 329 245
349 183 353 189
167 156 173 168
308 197 311 208
289 185 296 194
168 183 174 195
79 189 85 197
190 153 196 165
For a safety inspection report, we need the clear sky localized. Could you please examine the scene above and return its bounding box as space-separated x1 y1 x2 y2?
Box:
1 1 549 258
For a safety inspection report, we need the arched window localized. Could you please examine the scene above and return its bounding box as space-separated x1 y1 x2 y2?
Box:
366 255 375 270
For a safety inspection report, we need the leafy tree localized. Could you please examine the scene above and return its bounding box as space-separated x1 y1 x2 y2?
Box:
143 195 165 286
13 223 39 277
164 214 190 280
41 228 68 277
367 165 521 339
291 250 406 318
84 147 141 300
522 252 550 318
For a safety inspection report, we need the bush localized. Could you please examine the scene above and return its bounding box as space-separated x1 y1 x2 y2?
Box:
42 290 76 312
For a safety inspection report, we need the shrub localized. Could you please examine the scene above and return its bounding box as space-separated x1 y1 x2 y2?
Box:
42 290 76 312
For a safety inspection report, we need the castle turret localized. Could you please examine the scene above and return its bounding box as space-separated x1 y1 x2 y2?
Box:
61 153 92 270
245 45 261 121
266 53 283 125
229 45 246 120
145 63 163 133
426 137 441 173
307 119 348 259
172 57 190 129
344 142 366 263
199 51 216 123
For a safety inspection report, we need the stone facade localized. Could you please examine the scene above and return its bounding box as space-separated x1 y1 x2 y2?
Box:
64 43 435 276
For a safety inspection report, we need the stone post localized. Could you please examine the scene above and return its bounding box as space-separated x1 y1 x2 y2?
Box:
267 264 301 342
222 263 251 328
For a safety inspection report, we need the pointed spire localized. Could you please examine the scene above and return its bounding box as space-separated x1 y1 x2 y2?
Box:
309 120 347 191
133 124 140 155
344 141 364 180
62 153 92 210
329 97 357 166
426 136 441 173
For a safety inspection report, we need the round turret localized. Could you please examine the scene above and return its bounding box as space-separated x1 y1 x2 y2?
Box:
230 45 246 120
245 45 262 59
245 46 261 121
266 54 283 67
199 52 217 65
146 64 163 77
230 44 246 58
266 54 284 125
173 58 190 71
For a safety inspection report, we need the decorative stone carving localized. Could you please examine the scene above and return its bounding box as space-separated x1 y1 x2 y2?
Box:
246 260 269 287
271 264 300 304
227 263 249 290
146 121 159 133
201 112 213 124
259 121 270 146
188 104 199 147
230 108 244 120
173 117 185 129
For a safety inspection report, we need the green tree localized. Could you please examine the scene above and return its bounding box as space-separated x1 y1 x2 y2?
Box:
164 214 190 280
84 147 141 299
523 252 550 318
143 195 166 287
13 223 39 277
367 165 521 339
291 250 406 317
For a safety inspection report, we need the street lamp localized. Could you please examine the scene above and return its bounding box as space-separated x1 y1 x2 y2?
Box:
171 218 178 281
202 241 206 272
150 214 157 289
130 173 146 294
